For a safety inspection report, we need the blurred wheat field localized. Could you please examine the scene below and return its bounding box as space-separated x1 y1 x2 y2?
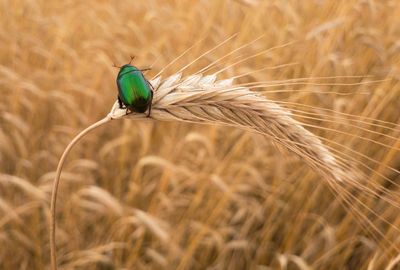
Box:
1 0 400 269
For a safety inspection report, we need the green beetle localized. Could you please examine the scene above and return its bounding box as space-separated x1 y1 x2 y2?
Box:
116 57 154 116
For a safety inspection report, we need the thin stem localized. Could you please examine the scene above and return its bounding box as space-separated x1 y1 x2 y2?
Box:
50 115 112 270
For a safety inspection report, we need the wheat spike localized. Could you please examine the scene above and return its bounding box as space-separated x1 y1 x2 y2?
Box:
109 73 346 183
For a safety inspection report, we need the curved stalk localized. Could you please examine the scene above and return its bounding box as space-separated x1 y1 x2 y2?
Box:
50 115 112 270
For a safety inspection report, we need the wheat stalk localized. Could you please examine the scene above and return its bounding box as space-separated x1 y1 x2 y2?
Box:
50 72 346 270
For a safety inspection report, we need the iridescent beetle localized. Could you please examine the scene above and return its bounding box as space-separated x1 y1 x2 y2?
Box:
115 56 154 116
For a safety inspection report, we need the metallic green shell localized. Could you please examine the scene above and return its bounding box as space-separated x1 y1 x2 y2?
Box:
116 65 152 113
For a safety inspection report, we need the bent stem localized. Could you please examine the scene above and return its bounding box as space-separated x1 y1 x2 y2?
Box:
50 115 112 270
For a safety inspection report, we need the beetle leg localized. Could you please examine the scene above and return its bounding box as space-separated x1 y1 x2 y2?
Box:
147 90 154 117
147 80 155 92
117 95 124 109
147 81 154 117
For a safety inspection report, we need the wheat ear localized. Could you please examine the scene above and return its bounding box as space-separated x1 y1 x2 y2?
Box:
51 72 345 270
111 73 345 182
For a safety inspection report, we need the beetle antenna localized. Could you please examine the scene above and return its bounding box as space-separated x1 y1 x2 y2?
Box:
112 63 121 69
140 68 151 72
129 55 135 65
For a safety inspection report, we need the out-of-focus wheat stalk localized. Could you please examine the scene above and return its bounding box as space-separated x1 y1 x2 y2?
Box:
51 72 350 270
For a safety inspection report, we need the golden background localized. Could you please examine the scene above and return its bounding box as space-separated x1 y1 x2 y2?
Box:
0 0 399 269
